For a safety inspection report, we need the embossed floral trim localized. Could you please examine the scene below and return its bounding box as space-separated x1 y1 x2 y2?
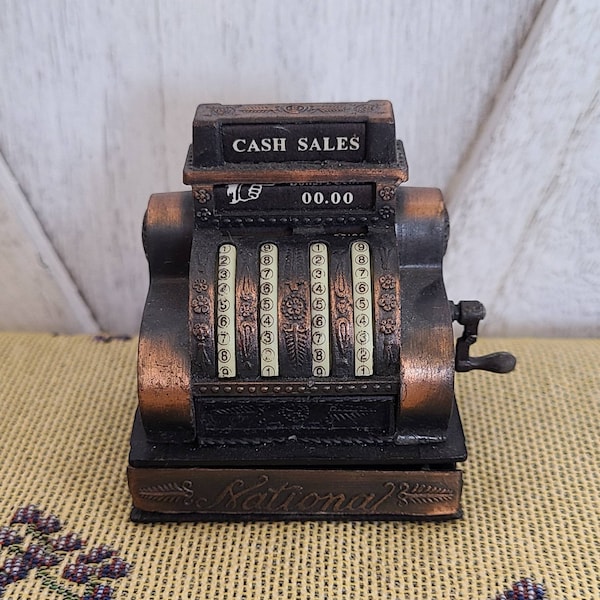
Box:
209 105 236 116
192 323 210 340
191 296 210 314
282 295 307 320
378 293 397 312
379 319 397 335
192 278 208 293
379 275 395 290
193 189 211 204
335 296 352 317
196 207 212 221
239 303 255 318
378 206 395 220
378 186 395 201
279 404 309 423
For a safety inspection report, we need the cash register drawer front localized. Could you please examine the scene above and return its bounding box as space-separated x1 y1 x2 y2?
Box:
196 395 395 438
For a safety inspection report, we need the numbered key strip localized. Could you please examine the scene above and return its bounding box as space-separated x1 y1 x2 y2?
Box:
259 243 279 377
216 244 237 378
310 243 330 377
351 241 374 376
215 240 375 379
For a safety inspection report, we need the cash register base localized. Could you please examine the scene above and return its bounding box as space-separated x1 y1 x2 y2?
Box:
128 404 466 521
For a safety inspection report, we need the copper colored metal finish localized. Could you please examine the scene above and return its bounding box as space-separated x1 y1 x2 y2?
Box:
396 187 455 437
128 467 462 520
138 192 195 441
183 157 408 186
129 100 516 522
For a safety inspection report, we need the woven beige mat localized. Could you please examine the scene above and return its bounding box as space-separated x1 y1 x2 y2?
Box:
0 334 598 599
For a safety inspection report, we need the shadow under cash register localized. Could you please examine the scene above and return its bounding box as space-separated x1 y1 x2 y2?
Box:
127 101 516 521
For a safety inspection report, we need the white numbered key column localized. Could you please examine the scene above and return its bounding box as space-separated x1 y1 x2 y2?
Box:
310 242 330 376
351 241 374 376
259 243 279 377
216 244 237 378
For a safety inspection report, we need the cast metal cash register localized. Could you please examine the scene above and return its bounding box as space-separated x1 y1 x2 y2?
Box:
127 101 515 521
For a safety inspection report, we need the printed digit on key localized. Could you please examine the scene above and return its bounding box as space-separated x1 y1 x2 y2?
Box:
357 348 371 362
313 314 325 328
312 298 326 311
313 348 325 362
312 331 325 345
356 313 370 327
355 297 369 310
260 330 273 344
260 297 273 311
356 330 370 344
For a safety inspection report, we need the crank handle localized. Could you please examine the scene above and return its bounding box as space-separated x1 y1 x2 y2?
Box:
451 301 516 374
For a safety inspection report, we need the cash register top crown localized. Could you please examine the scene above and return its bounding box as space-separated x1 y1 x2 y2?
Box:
183 100 408 185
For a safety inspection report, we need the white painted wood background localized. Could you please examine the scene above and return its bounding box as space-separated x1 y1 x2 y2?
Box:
0 0 598 336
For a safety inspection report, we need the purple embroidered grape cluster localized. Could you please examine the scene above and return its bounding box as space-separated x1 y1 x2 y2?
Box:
0 505 131 599
493 578 546 600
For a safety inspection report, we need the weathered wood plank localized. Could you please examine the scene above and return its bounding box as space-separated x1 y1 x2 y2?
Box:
157 0 543 189
0 152 98 333
445 0 600 337
0 1 542 333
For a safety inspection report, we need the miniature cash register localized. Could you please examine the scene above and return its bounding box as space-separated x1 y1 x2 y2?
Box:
127 100 516 521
